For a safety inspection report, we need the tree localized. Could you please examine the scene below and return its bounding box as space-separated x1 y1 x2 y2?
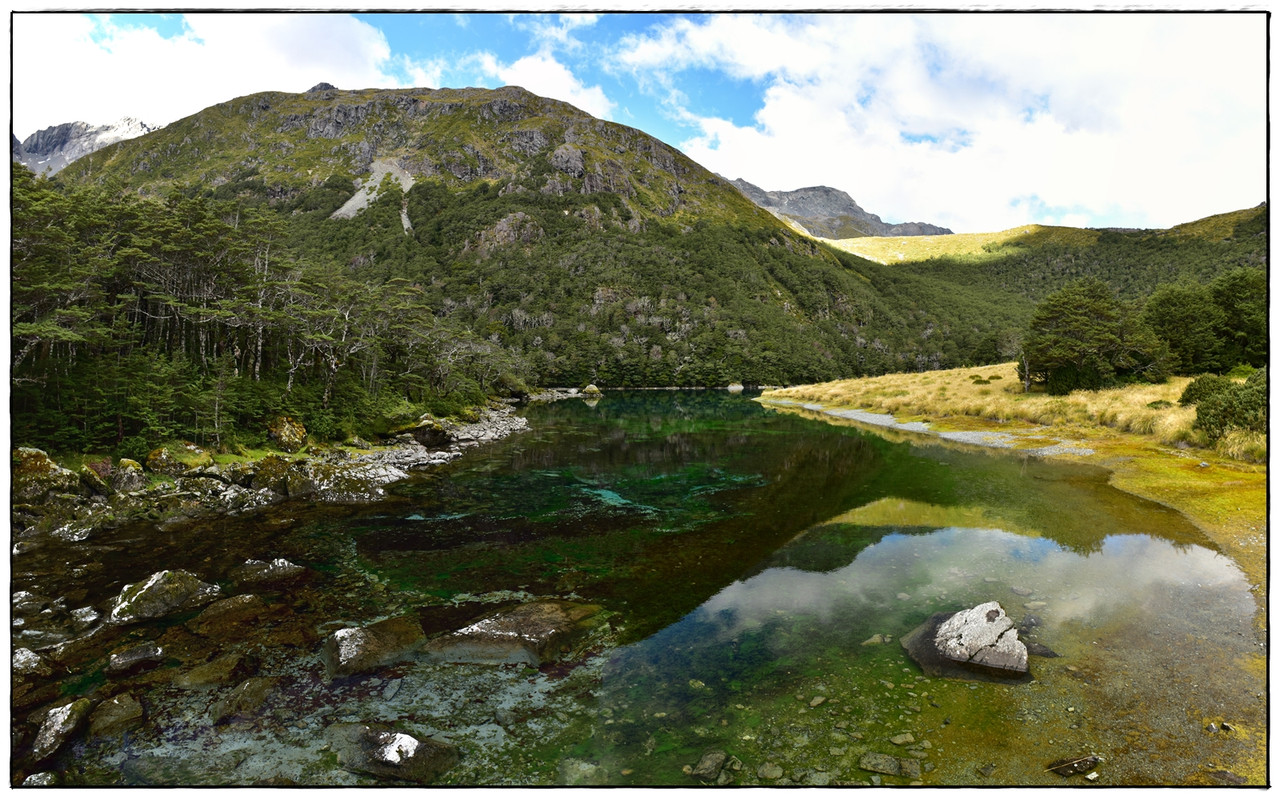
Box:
1209 268 1267 369
1019 278 1167 394
1141 282 1224 375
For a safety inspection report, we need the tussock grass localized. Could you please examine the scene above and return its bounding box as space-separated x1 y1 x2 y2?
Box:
765 362 1261 461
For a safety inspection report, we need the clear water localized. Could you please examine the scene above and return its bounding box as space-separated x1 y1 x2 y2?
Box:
17 392 1263 785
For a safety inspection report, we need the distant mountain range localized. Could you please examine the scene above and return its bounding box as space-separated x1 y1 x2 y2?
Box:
730 179 952 239
13 117 157 176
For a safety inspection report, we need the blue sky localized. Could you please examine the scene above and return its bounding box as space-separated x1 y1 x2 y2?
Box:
10 11 1268 233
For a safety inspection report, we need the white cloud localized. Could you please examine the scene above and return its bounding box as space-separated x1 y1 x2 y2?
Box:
616 13 1266 231
480 52 616 120
12 13 406 135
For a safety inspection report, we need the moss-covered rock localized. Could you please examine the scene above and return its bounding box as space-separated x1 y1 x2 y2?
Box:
30 698 92 764
12 448 80 503
110 458 147 493
267 415 308 453
250 454 293 493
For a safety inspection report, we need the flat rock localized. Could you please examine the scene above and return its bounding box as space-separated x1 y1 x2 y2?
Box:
327 722 459 784
185 594 268 637
691 748 727 781
421 599 602 667
88 693 144 738
322 615 426 679
175 652 257 689
210 676 278 725
859 752 901 776
106 642 165 677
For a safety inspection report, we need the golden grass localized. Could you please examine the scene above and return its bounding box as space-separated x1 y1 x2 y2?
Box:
825 224 1100 264
765 362 1218 446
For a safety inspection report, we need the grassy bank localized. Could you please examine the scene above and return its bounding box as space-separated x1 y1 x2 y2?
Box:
759 363 1268 631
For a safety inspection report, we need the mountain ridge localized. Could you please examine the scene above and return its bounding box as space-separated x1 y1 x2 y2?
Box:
14 117 156 175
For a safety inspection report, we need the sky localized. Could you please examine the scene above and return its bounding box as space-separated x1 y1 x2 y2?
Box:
9 10 1268 233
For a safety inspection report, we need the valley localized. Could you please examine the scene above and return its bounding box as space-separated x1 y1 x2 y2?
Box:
10 79 1267 787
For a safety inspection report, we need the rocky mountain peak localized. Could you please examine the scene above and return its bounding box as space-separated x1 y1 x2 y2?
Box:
731 177 951 239
16 117 157 176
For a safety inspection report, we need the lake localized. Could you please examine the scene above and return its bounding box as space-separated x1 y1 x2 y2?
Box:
17 391 1263 785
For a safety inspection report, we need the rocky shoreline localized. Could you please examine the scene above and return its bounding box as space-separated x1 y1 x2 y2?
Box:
12 405 532 551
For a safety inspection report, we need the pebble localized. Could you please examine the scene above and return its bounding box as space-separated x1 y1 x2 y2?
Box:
757 763 784 780
810 696 827 707
1024 601 1048 610
890 733 915 745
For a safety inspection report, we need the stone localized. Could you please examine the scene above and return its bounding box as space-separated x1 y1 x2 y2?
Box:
228 558 313 591
327 722 459 784
88 693 144 737
106 642 165 677
902 601 1029 680
79 464 113 496
186 594 268 637
890 732 915 745
582 384 602 396
727 383 745 393
559 758 609 785
249 455 292 493
23 772 59 786
12 448 80 502
690 748 727 780
175 653 257 691
861 634 886 646
31 698 92 763
322 615 426 679
757 762 784 780
421 599 602 667
898 758 922 779
859 752 900 776
210 676 278 724
13 647 53 678
408 416 451 448
110 459 148 493
267 415 308 453
1047 754 1102 777
108 570 223 625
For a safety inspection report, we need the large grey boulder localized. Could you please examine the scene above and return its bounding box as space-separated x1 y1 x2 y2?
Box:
421 599 602 667
901 601 1030 682
12 448 79 503
108 570 223 625
935 601 1027 674
327 722 459 784
321 615 426 679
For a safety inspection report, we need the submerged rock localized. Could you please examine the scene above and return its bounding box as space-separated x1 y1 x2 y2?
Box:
210 676 278 725
327 722 459 784
88 693 145 738
175 652 258 689
690 749 727 781
321 615 426 679
185 594 268 638
108 570 223 625
421 599 602 667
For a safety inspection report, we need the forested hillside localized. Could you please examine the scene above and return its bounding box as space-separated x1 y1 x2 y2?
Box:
13 84 1268 458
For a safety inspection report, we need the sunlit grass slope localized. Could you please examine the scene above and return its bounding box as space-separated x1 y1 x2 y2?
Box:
824 225 1102 264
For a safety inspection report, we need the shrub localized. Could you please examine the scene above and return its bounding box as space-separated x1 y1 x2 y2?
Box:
1193 379 1267 441
1224 364 1257 380
1178 374 1234 406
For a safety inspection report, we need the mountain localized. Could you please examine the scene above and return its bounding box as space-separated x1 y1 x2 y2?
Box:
730 178 952 239
15 117 156 175
17 83 1266 456
58 84 769 228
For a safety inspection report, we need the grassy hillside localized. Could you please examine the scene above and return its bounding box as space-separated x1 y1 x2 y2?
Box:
827 224 1101 264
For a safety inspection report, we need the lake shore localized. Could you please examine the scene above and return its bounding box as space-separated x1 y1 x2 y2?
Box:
757 370 1268 630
